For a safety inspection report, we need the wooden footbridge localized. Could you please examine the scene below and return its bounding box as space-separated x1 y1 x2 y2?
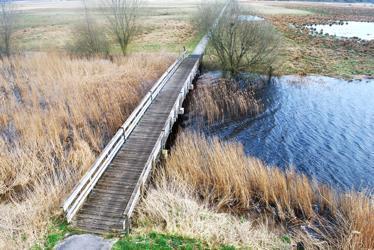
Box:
62 3 228 234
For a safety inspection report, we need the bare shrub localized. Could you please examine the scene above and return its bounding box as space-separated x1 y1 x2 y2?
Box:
67 0 110 57
192 0 223 33
103 0 142 56
0 0 16 58
0 52 174 248
189 78 262 125
209 2 280 76
67 23 110 58
150 132 373 249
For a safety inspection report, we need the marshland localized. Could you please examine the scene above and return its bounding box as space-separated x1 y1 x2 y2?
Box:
0 0 373 249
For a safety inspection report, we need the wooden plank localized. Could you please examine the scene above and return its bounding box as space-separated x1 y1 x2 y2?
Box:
72 55 202 233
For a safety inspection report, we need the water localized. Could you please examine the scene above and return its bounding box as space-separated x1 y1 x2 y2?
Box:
306 21 374 40
238 15 264 21
204 75 374 191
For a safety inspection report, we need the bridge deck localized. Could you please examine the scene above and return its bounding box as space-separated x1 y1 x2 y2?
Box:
72 55 200 233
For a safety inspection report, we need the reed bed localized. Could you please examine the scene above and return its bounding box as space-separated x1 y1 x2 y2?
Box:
138 132 373 249
0 52 173 248
189 78 262 125
137 179 289 249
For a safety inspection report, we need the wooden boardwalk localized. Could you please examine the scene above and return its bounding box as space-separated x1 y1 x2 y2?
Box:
63 54 201 234
62 2 229 235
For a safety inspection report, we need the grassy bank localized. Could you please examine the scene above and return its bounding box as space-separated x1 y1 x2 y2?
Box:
135 132 373 249
0 52 173 248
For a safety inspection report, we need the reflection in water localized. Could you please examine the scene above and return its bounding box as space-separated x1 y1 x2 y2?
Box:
306 21 374 40
204 75 374 191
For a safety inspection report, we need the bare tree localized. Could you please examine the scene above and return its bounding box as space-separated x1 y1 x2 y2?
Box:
103 0 141 56
208 2 280 77
0 0 16 59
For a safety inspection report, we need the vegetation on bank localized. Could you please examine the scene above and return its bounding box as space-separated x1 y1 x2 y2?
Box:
135 132 373 249
188 77 263 125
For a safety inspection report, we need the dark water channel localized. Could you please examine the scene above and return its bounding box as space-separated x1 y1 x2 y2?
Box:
199 75 374 191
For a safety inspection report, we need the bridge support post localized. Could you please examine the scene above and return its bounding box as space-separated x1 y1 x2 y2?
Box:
124 215 131 235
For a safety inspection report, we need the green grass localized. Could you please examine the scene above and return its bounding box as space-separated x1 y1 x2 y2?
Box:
31 217 80 250
332 57 374 78
126 32 203 54
32 220 236 250
113 232 236 250
15 10 84 30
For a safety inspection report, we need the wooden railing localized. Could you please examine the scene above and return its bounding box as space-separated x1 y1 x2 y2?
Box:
62 52 188 222
122 55 201 231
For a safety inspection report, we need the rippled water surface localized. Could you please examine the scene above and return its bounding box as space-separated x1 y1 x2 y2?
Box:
207 75 374 191
306 21 374 40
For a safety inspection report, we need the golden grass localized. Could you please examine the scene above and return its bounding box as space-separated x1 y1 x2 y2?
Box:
139 132 374 249
0 52 174 248
189 78 262 125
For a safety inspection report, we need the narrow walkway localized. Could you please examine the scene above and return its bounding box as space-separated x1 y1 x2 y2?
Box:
71 55 201 233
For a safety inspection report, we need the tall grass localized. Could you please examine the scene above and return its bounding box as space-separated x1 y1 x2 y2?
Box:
189 78 262 125
0 52 173 248
136 179 289 249
139 132 373 249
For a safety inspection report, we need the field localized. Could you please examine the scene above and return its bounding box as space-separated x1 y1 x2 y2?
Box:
13 0 201 53
13 0 374 78
238 1 374 78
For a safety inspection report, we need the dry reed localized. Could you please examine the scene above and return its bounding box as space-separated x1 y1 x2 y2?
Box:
136 179 289 249
189 78 262 125
0 52 173 248
139 132 373 249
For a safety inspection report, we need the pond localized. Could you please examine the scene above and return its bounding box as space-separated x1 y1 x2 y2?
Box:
200 75 374 192
238 15 264 21
306 21 374 40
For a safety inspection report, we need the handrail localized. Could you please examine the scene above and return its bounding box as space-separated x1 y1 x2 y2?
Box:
121 51 188 137
62 51 188 222
122 56 202 231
